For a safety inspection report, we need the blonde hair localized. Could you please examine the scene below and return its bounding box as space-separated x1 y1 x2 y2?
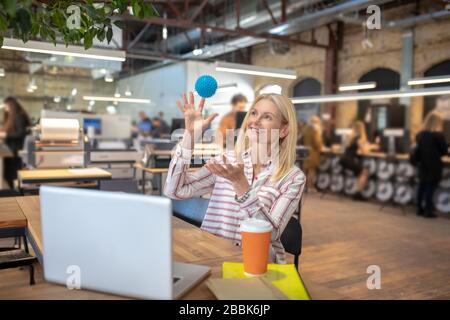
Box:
235 94 298 182
422 111 443 132
351 120 367 144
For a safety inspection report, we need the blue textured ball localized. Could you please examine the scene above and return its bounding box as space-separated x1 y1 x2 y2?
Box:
195 75 218 98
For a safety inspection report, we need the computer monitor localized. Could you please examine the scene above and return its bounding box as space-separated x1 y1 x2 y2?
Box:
83 118 102 135
40 186 210 299
138 121 152 133
380 128 410 154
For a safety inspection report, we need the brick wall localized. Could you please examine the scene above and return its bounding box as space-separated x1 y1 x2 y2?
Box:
251 4 450 139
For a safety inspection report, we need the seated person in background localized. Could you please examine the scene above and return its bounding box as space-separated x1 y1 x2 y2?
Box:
0 97 31 189
340 121 371 201
218 94 248 147
165 92 305 264
151 113 170 138
137 111 152 136
302 116 324 192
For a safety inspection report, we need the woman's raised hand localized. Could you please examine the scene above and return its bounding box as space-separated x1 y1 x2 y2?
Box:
177 92 218 134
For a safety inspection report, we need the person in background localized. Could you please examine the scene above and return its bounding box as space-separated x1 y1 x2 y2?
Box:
302 115 324 191
218 94 248 146
340 121 371 201
137 111 152 136
414 112 447 218
0 97 31 189
151 112 170 138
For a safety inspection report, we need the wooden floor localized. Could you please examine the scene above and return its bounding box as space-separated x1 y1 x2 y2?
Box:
1 193 449 300
299 192 450 300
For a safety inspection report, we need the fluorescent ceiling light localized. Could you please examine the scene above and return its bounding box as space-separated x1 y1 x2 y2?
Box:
2 38 126 62
408 75 450 86
291 86 450 104
193 48 203 56
83 96 151 104
71 88 77 96
338 82 376 91
124 85 132 96
106 105 117 114
216 61 297 80
104 74 114 82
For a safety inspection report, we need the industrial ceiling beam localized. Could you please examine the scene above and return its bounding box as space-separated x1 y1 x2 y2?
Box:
166 0 183 18
261 0 279 25
189 0 209 22
121 15 329 49
128 23 151 50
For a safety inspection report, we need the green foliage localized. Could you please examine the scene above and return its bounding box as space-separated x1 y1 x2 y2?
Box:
0 0 156 49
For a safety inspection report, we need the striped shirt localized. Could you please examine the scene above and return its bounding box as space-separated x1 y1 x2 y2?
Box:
164 144 306 263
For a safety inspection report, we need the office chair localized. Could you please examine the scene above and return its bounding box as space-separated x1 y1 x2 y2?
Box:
100 179 139 194
172 197 210 227
280 194 304 272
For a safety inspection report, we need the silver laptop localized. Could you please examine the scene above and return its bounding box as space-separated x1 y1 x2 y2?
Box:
40 186 211 299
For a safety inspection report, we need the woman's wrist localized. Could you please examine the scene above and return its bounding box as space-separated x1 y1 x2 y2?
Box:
232 176 250 197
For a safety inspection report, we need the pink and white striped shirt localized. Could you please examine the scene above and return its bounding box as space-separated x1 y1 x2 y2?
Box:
164 144 306 263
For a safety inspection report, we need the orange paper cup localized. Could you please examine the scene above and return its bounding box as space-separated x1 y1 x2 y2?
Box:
240 219 273 277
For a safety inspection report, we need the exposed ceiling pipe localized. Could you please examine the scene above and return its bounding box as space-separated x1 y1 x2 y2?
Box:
267 0 394 36
182 0 395 60
140 0 322 53
338 9 450 28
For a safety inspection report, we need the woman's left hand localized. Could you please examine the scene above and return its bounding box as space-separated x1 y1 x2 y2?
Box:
205 156 250 197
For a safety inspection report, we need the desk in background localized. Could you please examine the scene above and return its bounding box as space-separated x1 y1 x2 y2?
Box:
17 167 112 194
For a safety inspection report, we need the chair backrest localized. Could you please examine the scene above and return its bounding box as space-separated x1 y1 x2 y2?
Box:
280 195 304 269
99 179 139 194
172 197 210 227
281 216 302 255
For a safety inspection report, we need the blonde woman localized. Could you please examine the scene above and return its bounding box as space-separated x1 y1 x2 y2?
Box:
164 92 305 263
302 115 324 191
415 112 447 218
340 121 371 200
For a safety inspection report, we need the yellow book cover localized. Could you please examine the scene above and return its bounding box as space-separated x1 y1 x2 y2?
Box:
222 262 311 300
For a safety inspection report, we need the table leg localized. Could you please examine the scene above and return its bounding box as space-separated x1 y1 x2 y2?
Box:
142 169 146 194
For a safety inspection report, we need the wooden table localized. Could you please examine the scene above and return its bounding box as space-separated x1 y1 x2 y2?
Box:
17 167 112 194
0 196 345 300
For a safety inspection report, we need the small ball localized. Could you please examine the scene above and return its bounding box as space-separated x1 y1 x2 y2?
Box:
195 75 218 98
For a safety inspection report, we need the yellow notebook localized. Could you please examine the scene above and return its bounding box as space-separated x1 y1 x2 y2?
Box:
222 262 311 300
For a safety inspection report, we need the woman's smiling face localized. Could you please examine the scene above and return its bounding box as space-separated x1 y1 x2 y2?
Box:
246 98 288 145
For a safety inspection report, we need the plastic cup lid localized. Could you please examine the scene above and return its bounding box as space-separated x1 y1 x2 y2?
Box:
240 219 273 233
